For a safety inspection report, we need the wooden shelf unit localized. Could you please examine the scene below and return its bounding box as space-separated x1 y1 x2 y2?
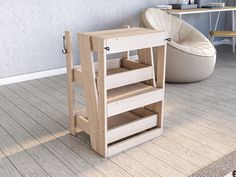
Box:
64 27 167 157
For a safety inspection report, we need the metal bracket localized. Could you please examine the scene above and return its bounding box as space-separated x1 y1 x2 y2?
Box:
104 47 110 51
166 38 171 42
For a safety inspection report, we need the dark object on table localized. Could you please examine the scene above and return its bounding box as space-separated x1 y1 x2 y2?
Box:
170 4 198 9
202 6 223 8
195 0 203 8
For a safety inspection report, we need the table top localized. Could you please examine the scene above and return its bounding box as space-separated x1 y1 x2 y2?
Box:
165 6 236 15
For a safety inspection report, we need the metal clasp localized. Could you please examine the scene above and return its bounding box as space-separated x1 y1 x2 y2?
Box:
104 47 110 51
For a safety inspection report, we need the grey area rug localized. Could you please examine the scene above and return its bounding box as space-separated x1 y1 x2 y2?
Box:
189 151 236 177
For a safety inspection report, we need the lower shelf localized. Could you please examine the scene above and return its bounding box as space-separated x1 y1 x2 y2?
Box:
107 128 162 157
75 107 160 150
107 108 158 144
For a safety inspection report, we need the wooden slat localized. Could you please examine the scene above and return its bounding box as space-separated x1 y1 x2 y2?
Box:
73 57 142 87
107 83 160 102
102 32 166 54
106 66 153 90
210 30 236 37
107 110 158 143
76 116 90 135
107 84 163 117
107 128 162 157
87 27 159 39
74 58 149 89
121 59 149 69
75 108 89 135
73 67 83 86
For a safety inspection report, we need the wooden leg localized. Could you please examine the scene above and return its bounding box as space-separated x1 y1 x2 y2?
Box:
155 45 166 128
146 45 166 129
232 10 235 54
77 33 100 152
146 102 164 128
156 45 167 88
65 31 76 135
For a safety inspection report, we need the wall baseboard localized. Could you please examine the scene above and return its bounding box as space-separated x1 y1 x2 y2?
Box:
0 67 66 86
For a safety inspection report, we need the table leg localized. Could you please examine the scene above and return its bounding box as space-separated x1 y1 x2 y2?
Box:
214 11 221 31
179 14 182 19
208 12 212 40
209 12 212 31
232 10 235 54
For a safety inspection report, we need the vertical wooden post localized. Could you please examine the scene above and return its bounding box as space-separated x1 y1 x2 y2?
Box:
156 45 167 88
77 33 100 152
65 31 76 135
95 37 108 157
155 44 167 128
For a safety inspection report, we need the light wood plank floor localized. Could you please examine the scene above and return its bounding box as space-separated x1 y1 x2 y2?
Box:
0 45 235 177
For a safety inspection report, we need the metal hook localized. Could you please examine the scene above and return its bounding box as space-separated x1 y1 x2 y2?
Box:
62 36 67 54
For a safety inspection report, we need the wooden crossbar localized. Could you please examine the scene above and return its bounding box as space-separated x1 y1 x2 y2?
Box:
210 31 236 37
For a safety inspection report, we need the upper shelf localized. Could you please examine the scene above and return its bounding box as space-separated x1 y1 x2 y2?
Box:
74 57 155 90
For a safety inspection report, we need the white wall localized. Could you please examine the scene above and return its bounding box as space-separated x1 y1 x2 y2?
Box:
0 0 222 78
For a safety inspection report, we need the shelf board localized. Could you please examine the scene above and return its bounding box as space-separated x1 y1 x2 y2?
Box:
76 107 159 145
107 83 163 116
74 58 153 90
107 108 158 144
107 128 162 157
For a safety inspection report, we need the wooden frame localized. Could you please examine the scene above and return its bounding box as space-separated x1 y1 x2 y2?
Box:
64 27 167 157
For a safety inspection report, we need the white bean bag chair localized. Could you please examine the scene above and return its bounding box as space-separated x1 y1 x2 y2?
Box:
141 8 216 83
